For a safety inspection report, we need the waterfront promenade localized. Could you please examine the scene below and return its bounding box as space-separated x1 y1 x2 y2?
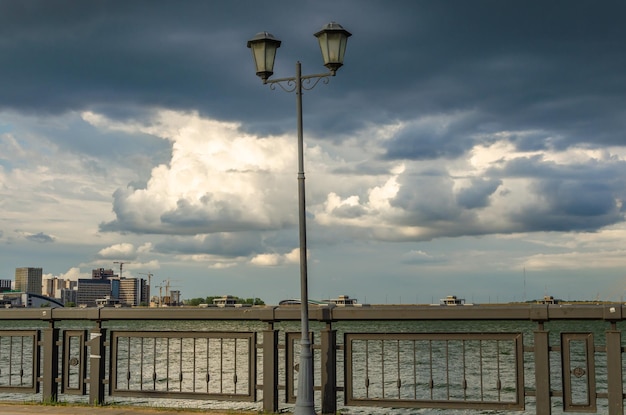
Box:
0 403 256 415
2 304 625 414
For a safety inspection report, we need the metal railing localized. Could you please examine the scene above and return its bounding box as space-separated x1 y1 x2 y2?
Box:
344 332 525 410
109 331 256 400
0 304 624 414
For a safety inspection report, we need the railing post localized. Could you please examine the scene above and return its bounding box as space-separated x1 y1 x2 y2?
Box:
606 327 623 415
534 322 551 415
263 323 279 413
320 322 336 415
41 322 60 402
86 325 107 405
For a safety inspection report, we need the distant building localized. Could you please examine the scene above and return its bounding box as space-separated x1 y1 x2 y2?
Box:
76 278 112 307
440 295 465 306
60 288 78 306
117 278 148 306
279 299 301 306
92 268 117 280
15 267 43 295
170 290 181 306
42 277 78 299
0 292 63 308
0 279 11 292
213 295 238 307
43 277 67 298
541 296 559 305
329 295 359 306
96 296 121 307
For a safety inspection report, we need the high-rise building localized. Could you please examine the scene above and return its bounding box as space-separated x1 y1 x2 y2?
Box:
76 279 111 307
60 288 78 306
43 277 68 298
117 278 148 306
14 267 43 295
170 290 181 306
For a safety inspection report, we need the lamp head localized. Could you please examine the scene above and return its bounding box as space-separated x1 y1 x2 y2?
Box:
247 31 282 82
314 22 352 74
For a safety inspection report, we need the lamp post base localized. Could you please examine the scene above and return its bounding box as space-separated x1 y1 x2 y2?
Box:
294 339 316 415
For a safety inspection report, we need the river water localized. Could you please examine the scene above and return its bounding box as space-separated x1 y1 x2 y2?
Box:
0 318 622 414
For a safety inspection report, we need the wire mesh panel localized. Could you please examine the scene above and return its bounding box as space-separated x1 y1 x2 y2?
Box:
0 330 39 393
344 332 524 410
109 330 256 401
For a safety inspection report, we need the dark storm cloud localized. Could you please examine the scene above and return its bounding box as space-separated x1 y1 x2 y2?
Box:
456 178 502 210
0 1 258 120
0 0 370 133
391 170 464 223
2 0 623 147
383 151 626 239
157 197 279 234
6 113 171 167
489 155 626 232
488 155 626 183
509 181 622 232
154 233 263 258
369 1 626 158
382 114 482 161
3 0 626 243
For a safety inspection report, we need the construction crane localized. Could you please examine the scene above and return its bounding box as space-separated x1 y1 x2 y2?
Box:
113 261 131 279
154 282 164 307
154 285 163 308
166 279 181 305
154 279 180 307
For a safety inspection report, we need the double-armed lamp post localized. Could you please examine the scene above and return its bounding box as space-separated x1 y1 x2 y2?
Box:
247 22 351 415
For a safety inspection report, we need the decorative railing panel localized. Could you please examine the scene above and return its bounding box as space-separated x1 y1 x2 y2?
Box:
561 332 596 412
109 331 257 401
344 332 524 410
0 330 39 393
62 330 87 395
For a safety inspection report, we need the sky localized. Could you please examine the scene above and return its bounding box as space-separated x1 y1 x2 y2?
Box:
1 1 626 305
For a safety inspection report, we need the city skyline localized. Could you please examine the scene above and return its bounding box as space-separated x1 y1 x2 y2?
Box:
1 1 626 305
1 267 607 306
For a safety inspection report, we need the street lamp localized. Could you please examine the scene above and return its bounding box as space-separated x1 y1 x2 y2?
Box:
247 22 351 415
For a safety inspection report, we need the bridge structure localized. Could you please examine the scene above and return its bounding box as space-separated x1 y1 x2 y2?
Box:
0 304 624 414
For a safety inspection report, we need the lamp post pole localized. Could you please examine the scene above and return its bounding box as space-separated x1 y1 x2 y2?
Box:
294 59 315 414
247 24 351 415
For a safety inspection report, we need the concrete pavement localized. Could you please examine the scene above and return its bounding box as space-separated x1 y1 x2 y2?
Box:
0 403 258 415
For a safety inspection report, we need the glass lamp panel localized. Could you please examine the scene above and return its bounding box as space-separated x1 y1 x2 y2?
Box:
326 31 347 64
247 32 281 80
315 23 351 70
262 42 278 74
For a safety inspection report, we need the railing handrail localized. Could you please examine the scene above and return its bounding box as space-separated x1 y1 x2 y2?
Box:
0 303 623 322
